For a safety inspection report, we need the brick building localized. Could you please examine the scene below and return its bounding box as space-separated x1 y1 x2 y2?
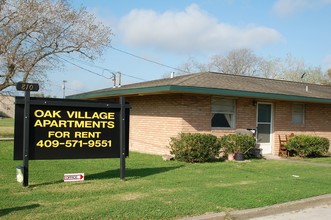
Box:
69 72 331 156
0 95 15 118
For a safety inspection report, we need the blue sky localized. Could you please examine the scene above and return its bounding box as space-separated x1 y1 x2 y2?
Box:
44 0 331 97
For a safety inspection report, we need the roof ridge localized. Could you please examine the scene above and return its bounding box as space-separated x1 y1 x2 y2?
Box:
207 71 331 88
117 72 195 88
173 72 205 85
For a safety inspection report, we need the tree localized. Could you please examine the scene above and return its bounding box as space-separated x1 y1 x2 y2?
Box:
321 68 331 85
178 49 330 85
209 48 261 76
258 57 282 79
277 54 328 84
0 0 112 91
0 0 5 11
177 48 263 76
176 57 209 75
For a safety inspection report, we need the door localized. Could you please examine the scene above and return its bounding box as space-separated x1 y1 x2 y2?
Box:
257 103 272 154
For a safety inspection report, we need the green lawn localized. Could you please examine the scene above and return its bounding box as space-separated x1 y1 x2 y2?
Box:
303 156 331 164
1 141 331 219
0 118 14 138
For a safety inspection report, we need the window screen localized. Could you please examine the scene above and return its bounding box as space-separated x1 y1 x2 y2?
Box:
211 97 235 128
292 104 304 124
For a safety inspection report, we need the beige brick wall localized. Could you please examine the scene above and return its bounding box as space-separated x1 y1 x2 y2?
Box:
236 98 257 129
128 94 215 154
127 94 331 155
274 101 331 155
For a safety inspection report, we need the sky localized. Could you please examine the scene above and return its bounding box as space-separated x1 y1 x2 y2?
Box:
42 0 331 97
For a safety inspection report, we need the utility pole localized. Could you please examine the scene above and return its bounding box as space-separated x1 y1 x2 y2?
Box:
112 74 116 88
62 80 67 98
103 69 117 88
118 72 121 87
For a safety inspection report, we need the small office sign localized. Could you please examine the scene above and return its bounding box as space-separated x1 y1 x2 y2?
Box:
64 173 85 182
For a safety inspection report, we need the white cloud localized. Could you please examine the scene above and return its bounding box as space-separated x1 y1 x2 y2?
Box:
118 4 282 53
273 0 331 17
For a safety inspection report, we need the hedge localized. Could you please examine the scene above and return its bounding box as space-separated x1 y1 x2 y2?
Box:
169 133 221 163
218 134 256 155
286 135 330 157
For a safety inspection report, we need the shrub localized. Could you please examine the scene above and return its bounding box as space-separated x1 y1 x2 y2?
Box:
169 133 221 163
219 134 256 156
286 135 330 157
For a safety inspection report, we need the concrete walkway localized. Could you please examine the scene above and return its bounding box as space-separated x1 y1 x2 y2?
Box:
251 203 331 220
181 194 331 220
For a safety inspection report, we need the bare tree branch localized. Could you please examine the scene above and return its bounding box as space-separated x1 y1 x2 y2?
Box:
178 48 329 85
0 0 112 91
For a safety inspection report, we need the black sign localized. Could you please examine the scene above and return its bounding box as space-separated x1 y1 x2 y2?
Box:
16 82 39 91
14 97 129 160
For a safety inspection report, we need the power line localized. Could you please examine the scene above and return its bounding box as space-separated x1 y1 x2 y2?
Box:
120 72 147 81
55 55 113 79
61 54 113 71
45 81 86 93
59 54 147 81
109 46 190 74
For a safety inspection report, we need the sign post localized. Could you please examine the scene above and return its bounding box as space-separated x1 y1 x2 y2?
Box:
120 96 126 180
16 82 39 187
22 90 30 187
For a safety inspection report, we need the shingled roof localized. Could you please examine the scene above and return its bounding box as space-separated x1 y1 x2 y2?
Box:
68 72 331 103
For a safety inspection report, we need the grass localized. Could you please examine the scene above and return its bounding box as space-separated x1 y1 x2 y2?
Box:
0 141 331 219
282 154 331 164
0 118 14 138
303 156 331 164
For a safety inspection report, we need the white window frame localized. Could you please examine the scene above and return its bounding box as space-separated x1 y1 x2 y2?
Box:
292 103 305 125
211 97 236 129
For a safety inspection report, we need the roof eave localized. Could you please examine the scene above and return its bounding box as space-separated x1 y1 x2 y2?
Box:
67 85 331 103
67 86 173 100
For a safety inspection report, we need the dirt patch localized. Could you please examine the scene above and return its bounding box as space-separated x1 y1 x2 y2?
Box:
206 180 257 188
114 192 148 201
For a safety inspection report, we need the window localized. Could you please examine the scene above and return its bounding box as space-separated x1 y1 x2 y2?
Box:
292 104 305 124
211 97 235 128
